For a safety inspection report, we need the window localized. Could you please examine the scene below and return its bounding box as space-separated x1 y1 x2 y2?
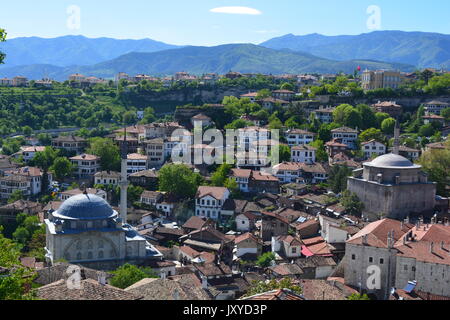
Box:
380 258 384 265
352 254 356 260
292 247 297 254
369 257 373 263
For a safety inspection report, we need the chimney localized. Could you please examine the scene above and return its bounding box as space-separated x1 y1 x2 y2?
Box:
98 272 106 286
201 275 208 289
362 234 368 245
441 241 445 251
430 242 434 254
161 271 166 280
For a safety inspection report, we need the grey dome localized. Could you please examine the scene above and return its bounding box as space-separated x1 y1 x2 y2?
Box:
366 153 420 168
54 194 117 220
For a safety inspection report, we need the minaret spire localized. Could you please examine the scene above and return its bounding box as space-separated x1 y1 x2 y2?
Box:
119 124 129 223
393 119 400 155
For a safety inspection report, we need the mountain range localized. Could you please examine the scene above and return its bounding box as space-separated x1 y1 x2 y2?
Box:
0 35 179 67
0 44 413 81
260 31 450 69
0 31 448 80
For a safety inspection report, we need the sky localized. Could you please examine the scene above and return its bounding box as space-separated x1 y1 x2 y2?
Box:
1 0 449 46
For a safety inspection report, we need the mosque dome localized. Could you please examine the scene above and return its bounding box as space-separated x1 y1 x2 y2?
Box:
365 153 420 169
53 194 117 220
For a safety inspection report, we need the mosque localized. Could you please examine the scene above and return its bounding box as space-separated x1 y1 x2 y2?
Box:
347 123 437 222
45 132 163 270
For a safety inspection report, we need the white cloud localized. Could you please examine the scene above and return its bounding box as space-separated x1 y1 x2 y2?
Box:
210 6 262 15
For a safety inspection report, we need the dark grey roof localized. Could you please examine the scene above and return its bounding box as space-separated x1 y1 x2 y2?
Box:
53 194 117 220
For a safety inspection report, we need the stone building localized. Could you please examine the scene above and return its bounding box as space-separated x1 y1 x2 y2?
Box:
347 153 436 220
345 219 450 299
45 193 163 270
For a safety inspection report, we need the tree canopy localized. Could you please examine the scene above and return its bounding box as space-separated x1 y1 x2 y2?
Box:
158 164 203 199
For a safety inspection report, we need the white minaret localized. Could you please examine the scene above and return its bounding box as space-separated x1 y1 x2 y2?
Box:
119 126 129 223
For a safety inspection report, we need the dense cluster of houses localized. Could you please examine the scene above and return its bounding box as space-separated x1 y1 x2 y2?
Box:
1 71 449 300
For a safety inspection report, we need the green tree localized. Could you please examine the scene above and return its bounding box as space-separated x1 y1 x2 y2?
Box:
341 190 364 216
224 178 240 198
123 111 138 125
280 82 294 91
32 146 59 171
268 117 283 130
245 278 302 297
256 89 271 99
0 226 36 300
271 144 291 163
381 117 396 135
37 133 52 146
128 185 144 204
110 263 158 289
419 140 450 196
309 140 328 162
359 128 386 144
333 104 362 128
347 293 370 300
8 190 24 203
140 107 156 124
441 107 450 121
356 104 377 130
418 123 437 137
0 29 6 65
211 163 232 187
328 165 353 194
12 227 29 245
256 252 275 268
375 112 390 129
158 164 203 199
50 157 73 180
87 137 121 171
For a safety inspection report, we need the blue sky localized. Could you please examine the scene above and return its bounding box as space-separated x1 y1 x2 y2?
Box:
1 0 449 45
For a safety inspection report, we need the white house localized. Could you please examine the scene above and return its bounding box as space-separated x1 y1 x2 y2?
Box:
272 235 303 259
230 169 251 192
127 153 148 175
195 186 230 221
191 114 213 128
331 127 359 150
361 140 386 159
14 146 45 162
272 162 301 184
235 212 257 232
319 215 349 244
313 108 335 124
234 233 263 258
94 171 120 186
240 92 258 103
140 190 163 206
70 154 101 178
285 129 315 147
291 145 316 164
